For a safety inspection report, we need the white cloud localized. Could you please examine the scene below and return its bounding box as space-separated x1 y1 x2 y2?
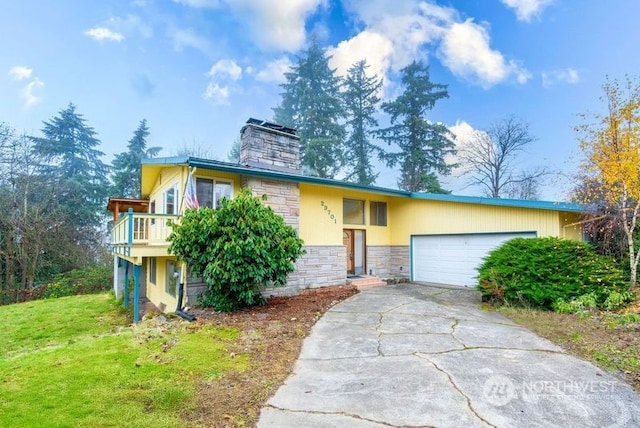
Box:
328 30 393 82
8 66 32 80
254 57 292 83
541 68 580 88
501 0 554 22
336 0 527 91
84 27 124 42
203 59 243 104
229 0 325 51
207 59 242 80
437 19 529 88
21 78 44 108
203 82 230 104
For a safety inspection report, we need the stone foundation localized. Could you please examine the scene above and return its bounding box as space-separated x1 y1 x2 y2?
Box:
366 246 391 277
390 246 410 278
262 245 347 297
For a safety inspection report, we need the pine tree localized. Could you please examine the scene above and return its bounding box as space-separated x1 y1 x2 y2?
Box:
30 103 110 228
273 39 345 177
341 60 382 185
111 119 161 198
377 61 455 192
28 103 110 271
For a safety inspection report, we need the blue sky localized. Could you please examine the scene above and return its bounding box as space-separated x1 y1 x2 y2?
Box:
2 0 639 200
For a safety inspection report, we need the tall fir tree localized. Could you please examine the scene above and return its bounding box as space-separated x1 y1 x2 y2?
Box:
29 103 110 270
111 119 161 198
376 61 455 193
30 103 110 228
273 39 345 178
341 60 382 185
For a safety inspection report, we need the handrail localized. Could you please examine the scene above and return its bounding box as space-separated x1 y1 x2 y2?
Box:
111 213 179 246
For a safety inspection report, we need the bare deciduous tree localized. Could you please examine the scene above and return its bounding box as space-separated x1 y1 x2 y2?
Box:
459 116 546 198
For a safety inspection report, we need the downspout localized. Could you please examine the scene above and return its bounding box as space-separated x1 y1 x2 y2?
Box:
175 281 196 322
175 265 196 322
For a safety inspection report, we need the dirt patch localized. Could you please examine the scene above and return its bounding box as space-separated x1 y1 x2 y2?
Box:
181 285 358 427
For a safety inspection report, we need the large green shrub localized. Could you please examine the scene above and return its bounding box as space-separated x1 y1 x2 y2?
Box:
168 189 305 312
477 237 630 310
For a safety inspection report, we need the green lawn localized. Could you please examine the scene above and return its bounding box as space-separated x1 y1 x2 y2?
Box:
0 294 247 427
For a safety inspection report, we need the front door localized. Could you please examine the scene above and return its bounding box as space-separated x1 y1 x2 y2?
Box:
343 230 354 274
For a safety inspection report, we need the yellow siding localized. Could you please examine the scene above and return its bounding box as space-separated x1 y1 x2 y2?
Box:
299 184 392 245
389 198 571 245
560 212 583 240
148 166 242 213
146 257 178 311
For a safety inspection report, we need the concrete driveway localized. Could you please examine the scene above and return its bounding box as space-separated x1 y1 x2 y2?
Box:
258 283 640 427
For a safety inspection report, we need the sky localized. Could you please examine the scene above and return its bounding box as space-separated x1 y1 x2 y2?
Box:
2 0 640 201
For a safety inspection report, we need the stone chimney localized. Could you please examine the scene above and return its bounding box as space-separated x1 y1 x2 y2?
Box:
239 118 300 174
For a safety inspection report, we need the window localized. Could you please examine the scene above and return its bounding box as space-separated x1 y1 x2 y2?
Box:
149 257 157 284
343 199 365 225
166 260 179 297
164 186 177 214
370 202 387 226
196 177 232 209
149 200 156 214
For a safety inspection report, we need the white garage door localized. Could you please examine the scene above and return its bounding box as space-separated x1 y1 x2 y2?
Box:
411 232 536 287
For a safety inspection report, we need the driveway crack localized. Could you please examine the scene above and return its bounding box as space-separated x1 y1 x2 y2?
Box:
417 357 497 428
263 404 431 427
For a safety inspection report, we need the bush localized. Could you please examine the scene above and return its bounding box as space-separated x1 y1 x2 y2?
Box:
41 265 113 299
168 189 305 312
477 237 630 310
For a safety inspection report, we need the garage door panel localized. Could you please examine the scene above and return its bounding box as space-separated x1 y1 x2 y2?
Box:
412 232 536 287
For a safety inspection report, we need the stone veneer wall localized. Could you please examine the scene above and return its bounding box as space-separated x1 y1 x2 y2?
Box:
262 245 347 297
390 246 410 278
240 123 300 172
241 177 300 230
366 246 391 277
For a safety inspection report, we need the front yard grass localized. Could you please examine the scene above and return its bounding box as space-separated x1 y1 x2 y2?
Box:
0 294 247 427
499 302 640 391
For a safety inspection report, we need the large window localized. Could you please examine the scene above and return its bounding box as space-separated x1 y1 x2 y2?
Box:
370 201 387 226
343 199 365 225
196 178 232 209
164 186 177 214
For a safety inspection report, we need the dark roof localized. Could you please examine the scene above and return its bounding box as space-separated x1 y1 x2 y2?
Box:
141 156 585 213
245 118 297 136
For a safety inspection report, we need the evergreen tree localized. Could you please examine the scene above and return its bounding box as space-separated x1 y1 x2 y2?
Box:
273 39 345 177
30 103 109 237
227 138 240 163
377 61 455 192
341 60 382 185
111 119 161 198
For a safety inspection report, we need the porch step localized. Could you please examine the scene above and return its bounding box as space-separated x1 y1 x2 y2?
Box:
349 276 387 291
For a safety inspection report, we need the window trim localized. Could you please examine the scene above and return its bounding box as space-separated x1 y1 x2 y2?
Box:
370 201 388 226
343 198 365 225
164 185 178 215
195 176 234 209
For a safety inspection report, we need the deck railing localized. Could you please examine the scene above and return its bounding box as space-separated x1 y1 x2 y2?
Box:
111 210 178 249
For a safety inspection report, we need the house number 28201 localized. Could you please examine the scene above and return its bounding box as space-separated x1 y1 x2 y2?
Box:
320 201 337 224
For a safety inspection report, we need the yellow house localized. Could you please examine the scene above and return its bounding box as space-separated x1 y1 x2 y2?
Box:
108 119 583 320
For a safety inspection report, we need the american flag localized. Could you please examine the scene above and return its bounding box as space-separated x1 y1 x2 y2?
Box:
183 169 199 210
